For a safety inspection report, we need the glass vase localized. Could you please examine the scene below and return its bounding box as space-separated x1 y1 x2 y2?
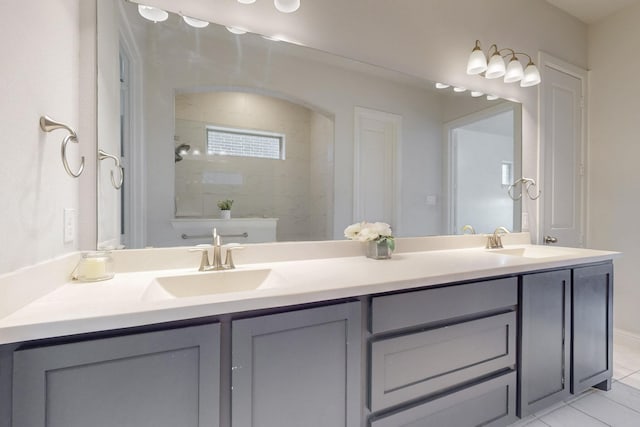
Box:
366 240 392 259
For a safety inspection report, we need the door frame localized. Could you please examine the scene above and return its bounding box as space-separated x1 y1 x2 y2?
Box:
537 52 588 246
443 102 522 235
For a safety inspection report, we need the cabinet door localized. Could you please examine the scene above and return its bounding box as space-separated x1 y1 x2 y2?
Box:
232 302 362 427
572 263 613 394
520 270 571 416
13 324 220 427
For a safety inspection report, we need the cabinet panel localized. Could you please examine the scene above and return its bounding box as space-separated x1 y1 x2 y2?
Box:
12 324 220 427
572 263 613 394
372 278 517 334
370 371 517 427
232 302 361 427
371 312 516 412
520 270 571 416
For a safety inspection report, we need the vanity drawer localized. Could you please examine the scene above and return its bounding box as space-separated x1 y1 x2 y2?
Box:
370 312 516 412
371 277 517 334
369 371 517 427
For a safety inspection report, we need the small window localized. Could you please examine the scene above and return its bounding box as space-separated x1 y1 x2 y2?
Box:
206 126 285 160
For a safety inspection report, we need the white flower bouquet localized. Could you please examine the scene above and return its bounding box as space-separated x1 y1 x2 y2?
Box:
344 221 395 252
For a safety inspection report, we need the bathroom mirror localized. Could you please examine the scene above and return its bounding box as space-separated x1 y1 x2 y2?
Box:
97 0 521 249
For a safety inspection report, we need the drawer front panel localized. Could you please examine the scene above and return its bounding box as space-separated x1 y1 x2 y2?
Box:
371 277 517 334
370 371 517 427
371 312 516 412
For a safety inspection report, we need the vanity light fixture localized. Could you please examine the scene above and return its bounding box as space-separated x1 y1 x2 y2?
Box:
486 94 499 101
435 82 450 89
226 26 248 35
182 16 210 28
466 40 541 87
453 87 467 93
238 0 301 13
137 5 168 23
470 91 484 97
274 0 301 13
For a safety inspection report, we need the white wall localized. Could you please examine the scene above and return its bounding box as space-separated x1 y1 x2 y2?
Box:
0 0 96 275
588 2 640 335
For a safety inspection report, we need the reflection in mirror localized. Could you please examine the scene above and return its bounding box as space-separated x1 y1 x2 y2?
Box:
97 0 521 249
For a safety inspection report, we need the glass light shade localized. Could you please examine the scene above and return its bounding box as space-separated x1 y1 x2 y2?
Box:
237 0 256 4
138 5 169 22
470 91 484 97
183 16 209 28
435 82 450 89
466 48 488 75
274 0 300 13
485 53 506 79
226 26 247 35
504 57 524 83
520 63 541 87
486 94 499 101
453 87 466 93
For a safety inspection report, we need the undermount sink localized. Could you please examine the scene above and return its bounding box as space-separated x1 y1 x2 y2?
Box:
489 246 573 259
142 268 278 301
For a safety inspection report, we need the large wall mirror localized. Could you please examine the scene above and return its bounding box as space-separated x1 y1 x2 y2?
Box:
97 0 522 249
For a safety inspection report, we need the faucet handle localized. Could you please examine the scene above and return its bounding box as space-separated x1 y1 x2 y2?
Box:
189 245 211 271
223 244 244 269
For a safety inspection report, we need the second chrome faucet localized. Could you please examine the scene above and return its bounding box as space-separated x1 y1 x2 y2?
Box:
190 228 243 271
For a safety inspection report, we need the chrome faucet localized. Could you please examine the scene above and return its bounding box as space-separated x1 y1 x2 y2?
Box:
486 226 510 249
189 228 243 271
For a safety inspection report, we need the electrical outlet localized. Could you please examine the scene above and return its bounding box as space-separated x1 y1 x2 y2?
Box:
64 208 75 243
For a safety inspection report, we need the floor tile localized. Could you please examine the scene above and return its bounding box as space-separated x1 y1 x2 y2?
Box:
521 420 550 427
613 361 636 380
620 371 640 390
596 380 640 412
533 401 567 418
570 392 640 427
538 405 609 426
507 415 541 426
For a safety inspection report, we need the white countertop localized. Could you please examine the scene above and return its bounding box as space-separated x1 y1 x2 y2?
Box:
0 237 619 345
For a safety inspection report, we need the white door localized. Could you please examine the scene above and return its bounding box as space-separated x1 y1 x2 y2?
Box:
540 54 586 247
353 107 401 230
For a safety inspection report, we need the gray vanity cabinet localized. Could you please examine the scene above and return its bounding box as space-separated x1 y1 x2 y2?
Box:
231 302 362 427
519 269 571 416
12 323 220 427
369 278 519 427
572 263 613 394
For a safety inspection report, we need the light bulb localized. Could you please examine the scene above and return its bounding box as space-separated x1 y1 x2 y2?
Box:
453 87 466 93
226 26 247 35
486 94 499 101
182 16 209 28
470 91 484 97
435 83 450 89
274 0 300 13
504 56 524 83
237 0 256 4
138 5 168 23
466 41 487 75
520 62 541 87
485 53 506 79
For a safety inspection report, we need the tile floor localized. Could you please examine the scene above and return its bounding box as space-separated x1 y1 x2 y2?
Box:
509 330 640 426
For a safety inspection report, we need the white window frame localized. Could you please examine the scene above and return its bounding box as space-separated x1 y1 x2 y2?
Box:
206 125 286 160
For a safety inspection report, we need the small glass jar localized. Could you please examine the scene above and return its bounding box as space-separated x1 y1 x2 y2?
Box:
72 251 115 282
365 240 392 260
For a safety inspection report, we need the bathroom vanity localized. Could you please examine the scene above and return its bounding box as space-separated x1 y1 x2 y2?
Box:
0 235 616 427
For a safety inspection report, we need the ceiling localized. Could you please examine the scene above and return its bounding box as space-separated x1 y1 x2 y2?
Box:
546 0 640 24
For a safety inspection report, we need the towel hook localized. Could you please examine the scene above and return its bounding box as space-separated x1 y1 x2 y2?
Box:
39 116 85 178
98 149 124 190
507 177 542 201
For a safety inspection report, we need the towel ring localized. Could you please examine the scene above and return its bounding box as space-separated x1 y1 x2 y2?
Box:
40 115 85 178
98 149 124 190
507 177 542 201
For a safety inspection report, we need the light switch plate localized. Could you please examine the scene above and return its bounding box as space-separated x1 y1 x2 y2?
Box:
64 208 75 243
